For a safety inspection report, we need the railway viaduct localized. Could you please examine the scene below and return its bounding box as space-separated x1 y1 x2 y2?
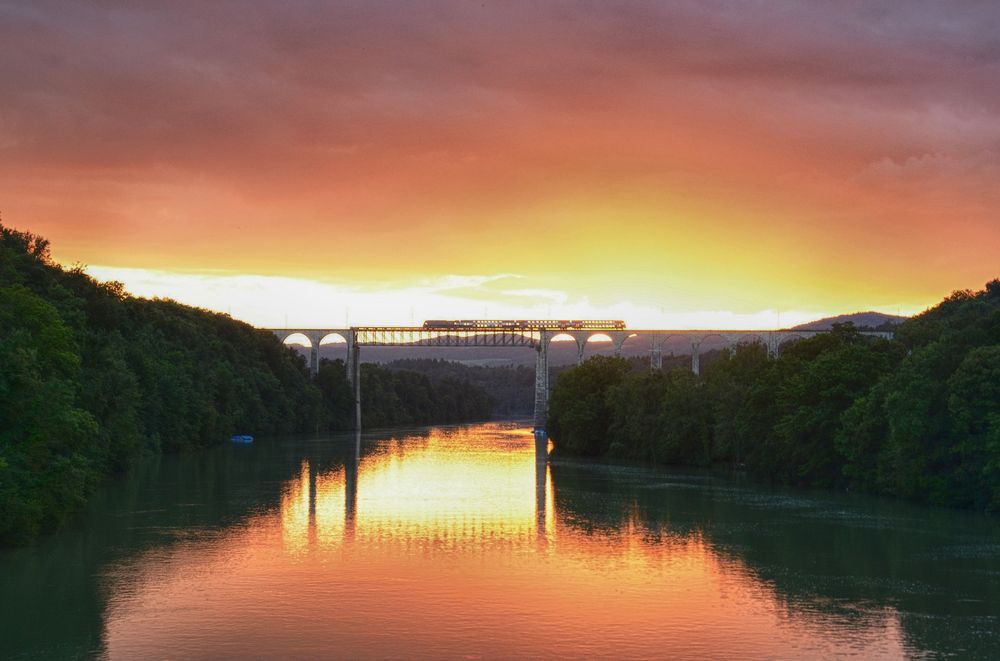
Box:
265 324 894 431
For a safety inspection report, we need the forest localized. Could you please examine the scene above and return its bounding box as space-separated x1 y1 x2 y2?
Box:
317 359 493 429
0 225 492 545
380 358 535 417
548 281 1000 511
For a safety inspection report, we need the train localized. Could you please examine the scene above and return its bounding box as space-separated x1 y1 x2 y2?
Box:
421 319 626 331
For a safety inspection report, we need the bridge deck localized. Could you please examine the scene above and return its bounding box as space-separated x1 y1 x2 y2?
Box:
267 327 892 348
263 325 894 431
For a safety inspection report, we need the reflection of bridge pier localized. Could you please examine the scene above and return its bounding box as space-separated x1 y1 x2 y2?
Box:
269 325 894 432
344 431 360 540
535 432 549 543
308 460 318 547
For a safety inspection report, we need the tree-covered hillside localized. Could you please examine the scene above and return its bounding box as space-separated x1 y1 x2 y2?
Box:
0 225 495 545
549 281 1000 511
382 358 535 417
0 225 325 544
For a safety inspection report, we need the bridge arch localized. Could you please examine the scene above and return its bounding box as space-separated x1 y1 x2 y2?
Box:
690 333 733 376
774 332 809 355
580 332 616 362
735 332 768 345
319 331 349 345
542 332 583 365
641 332 694 371
695 332 734 349
317 332 350 366
546 332 582 349
583 332 614 346
616 331 644 351
654 332 695 348
280 332 314 348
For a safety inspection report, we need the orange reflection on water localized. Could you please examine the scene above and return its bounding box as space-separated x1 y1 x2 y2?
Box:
277 426 550 555
102 423 911 659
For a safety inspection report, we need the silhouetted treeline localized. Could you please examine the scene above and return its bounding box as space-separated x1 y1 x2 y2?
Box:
0 225 326 544
549 280 1000 511
0 225 493 545
382 358 535 416
356 361 492 427
314 358 493 429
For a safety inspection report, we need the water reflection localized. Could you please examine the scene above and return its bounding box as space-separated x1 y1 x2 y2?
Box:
1 422 998 659
547 460 1000 659
279 425 547 557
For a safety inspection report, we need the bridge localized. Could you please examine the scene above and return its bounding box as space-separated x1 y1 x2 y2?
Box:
266 322 894 431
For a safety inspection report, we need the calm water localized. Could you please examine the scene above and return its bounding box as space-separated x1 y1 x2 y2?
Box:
2 422 1000 659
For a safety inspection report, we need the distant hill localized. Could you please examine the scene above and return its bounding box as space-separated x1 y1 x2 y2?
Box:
792 311 906 331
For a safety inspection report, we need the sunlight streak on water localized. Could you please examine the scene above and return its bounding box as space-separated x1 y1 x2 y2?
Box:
3 422 998 659
89 423 924 659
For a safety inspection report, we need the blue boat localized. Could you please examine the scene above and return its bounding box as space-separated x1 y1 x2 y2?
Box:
230 434 254 444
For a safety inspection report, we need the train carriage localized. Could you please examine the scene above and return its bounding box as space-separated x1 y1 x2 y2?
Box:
421 319 625 330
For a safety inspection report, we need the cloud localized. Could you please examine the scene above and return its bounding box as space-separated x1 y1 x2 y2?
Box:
3 1 998 317
499 288 568 304
84 263 879 330
417 273 523 293
4 1 999 184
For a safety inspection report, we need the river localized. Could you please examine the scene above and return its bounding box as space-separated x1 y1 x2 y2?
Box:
2 422 999 659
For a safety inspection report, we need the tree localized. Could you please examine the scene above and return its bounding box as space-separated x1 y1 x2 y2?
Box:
0 285 97 543
548 356 630 456
946 345 1000 510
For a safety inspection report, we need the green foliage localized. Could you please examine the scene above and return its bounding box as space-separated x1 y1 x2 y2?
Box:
357 362 492 428
0 224 316 544
382 359 535 416
704 342 772 466
550 283 1000 511
839 283 1000 509
0 224 506 545
0 284 97 543
606 370 668 461
315 359 355 430
768 326 904 487
548 356 630 456
947 346 1000 508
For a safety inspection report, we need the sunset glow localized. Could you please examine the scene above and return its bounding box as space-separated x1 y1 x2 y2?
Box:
3 2 997 325
98 426 911 659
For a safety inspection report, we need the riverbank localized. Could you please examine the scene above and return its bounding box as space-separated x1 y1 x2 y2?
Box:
3 422 998 659
547 280 1000 512
0 224 493 546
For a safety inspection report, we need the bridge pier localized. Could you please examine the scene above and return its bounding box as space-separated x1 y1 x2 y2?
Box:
533 332 549 430
345 339 355 382
767 334 780 359
349 340 361 430
610 331 630 358
650 346 662 371
309 344 319 377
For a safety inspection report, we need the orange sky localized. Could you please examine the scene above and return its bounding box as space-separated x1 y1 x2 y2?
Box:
2 2 998 327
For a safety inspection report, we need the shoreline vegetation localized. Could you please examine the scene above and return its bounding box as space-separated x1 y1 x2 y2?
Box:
0 225 490 545
548 281 1000 512
3 223 997 545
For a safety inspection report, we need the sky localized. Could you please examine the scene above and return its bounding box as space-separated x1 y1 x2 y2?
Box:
2 1 998 328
